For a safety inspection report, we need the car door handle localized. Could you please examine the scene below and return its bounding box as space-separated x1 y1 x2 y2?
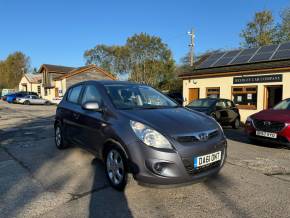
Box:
73 113 80 120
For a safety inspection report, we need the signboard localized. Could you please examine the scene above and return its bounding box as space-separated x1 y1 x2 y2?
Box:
233 74 283 84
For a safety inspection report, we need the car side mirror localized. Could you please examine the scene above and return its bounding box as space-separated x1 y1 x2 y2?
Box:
82 101 102 112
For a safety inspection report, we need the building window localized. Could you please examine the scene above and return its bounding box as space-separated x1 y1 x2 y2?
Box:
232 86 257 109
44 88 48 96
206 87 220 98
37 86 41 94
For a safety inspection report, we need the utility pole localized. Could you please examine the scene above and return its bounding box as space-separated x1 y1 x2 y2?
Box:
188 28 195 67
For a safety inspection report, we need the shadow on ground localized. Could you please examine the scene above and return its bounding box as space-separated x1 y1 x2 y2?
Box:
0 115 133 217
204 174 251 218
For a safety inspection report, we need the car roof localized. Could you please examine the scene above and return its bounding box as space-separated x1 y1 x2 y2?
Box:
197 98 233 101
69 80 147 88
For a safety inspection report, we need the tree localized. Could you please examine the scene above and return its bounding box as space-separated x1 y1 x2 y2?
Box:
276 7 290 43
240 10 277 48
84 33 175 89
84 45 129 76
0 52 30 89
126 33 175 87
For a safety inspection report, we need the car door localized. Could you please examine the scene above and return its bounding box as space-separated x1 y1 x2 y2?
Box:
26 95 33 104
31 95 40 104
215 100 228 124
226 100 239 123
62 85 84 145
78 84 106 151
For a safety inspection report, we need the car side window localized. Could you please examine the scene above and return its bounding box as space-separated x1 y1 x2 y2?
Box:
81 85 102 105
224 100 232 108
216 100 226 109
67 85 83 104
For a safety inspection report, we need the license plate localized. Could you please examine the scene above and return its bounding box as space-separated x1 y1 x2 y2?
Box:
194 151 221 169
256 131 277 139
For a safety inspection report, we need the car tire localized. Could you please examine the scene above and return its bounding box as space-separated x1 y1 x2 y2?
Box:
105 147 128 191
210 112 216 120
55 123 67 149
45 101 50 105
24 100 30 105
232 118 240 129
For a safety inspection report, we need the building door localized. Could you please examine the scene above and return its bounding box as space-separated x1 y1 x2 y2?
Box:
188 88 199 102
55 88 59 98
22 84 27 92
264 85 283 109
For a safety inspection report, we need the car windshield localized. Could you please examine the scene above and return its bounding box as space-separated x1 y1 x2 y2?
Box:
187 99 216 107
273 99 290 110
105 84 178 109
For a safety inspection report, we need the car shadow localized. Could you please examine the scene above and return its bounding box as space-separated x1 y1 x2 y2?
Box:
0 115 133 217
204 174 251 218
88 158 133 218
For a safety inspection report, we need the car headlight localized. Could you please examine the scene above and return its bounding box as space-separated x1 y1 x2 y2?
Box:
130 120 173 149
246 117 253 124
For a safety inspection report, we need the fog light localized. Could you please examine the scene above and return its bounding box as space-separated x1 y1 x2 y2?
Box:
154 163 163 173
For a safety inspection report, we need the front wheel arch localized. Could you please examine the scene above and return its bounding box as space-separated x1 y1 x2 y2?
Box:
102 139 129 161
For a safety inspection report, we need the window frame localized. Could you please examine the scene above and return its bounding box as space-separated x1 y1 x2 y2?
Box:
81 84 103 105
231 85 257 110
66 85 84 105
206 87 220 98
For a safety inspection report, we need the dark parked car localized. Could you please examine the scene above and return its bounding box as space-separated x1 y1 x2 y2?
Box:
55 81 227 191
186 98 241 129
245 98 290 147
166 92 183 105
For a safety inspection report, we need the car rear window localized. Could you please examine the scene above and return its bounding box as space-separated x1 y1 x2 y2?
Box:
67 86 83 104
188 99 216 107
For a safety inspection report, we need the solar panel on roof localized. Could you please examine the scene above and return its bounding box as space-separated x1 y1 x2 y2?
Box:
271 42 290 60
278 42 290 50
239 48 258 55
231 48 259 64
212 50 240 67
196 42 290 69
250 53 274 62
258 44 278 53
249 44 279 63
223 50 240 58
272 49 290 60
197 52 226 68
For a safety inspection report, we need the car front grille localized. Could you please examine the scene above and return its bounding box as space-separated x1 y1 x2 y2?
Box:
176 129 219 144
253 119 285 132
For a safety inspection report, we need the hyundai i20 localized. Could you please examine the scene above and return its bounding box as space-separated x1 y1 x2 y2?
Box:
55 81 227 191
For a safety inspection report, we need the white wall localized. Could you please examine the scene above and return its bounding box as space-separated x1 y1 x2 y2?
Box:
183 72 290 122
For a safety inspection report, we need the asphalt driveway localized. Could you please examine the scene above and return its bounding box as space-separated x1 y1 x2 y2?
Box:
1 101 290 218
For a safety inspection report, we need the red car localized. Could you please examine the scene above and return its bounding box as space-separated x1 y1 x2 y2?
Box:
245 98 290 147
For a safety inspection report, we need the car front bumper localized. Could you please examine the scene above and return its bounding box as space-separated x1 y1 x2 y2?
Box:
245 124 290 147
126 137 227 186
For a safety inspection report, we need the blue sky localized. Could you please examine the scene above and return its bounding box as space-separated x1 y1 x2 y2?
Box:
0 0 289 69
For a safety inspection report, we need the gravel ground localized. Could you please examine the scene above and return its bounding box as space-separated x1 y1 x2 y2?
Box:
0 100 290 218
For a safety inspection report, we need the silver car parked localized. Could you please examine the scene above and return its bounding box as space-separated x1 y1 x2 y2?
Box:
17 95 50 105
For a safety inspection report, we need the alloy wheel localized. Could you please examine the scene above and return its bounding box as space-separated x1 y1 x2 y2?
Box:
55 126 62 147
106 149 124 185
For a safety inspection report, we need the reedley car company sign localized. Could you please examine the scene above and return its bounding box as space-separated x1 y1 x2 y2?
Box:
233 74 283 84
